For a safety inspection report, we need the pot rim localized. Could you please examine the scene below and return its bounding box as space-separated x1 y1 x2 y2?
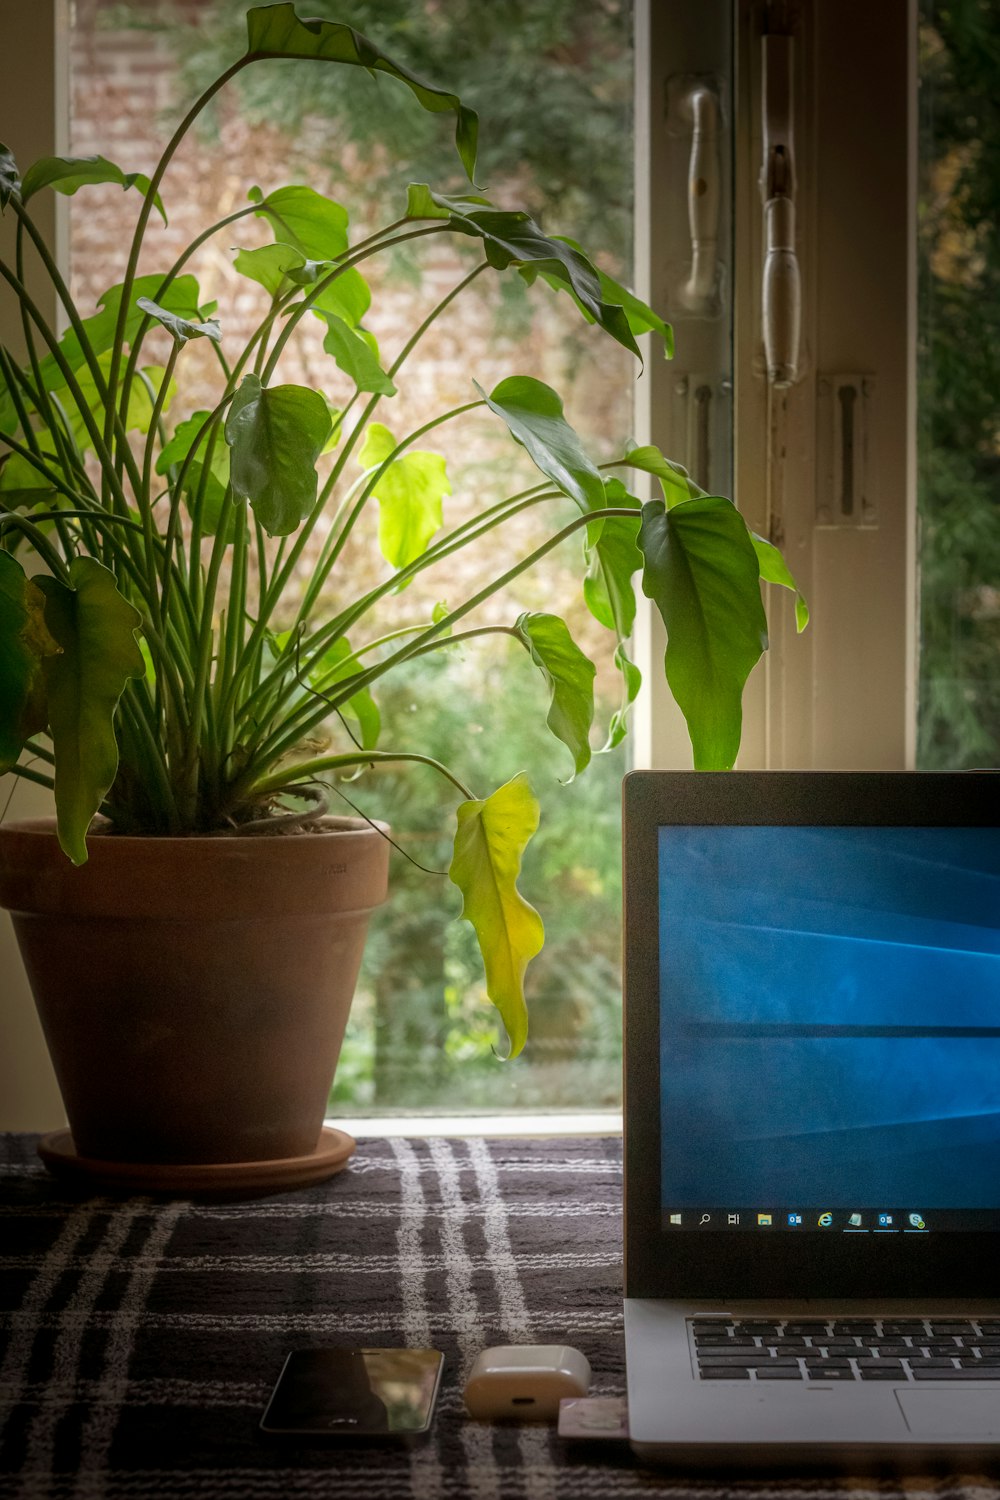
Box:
0 813 390 846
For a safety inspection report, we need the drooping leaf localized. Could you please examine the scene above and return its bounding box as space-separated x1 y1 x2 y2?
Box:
415 188 640 357
248 184 349 260
0 143 20 211
448 772 544 1058
359 421 448 570
752 531 810 631
244 6 478 181
620 445 705 507
225 374 332 536
480 375 604 512
36 557 144 864
515 611 595 779
602 641 642 752
639 496 767 771
527 237 673 358
135 296 220 344
321 314 395 394
583 478 643 637
20 155 166 224
0 551 58 768
233 242 309 297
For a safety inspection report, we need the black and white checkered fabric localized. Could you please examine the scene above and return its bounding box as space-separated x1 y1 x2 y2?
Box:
2 1132 998 1499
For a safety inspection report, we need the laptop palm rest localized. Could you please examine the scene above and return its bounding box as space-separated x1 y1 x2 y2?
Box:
897 1391 1000 1437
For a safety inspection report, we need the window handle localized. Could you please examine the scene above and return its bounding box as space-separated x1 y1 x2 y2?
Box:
679 82 721 314
761 31 800 387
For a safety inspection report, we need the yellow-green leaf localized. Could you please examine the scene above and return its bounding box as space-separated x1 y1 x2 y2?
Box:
448 772 544 1058
359 421 449 570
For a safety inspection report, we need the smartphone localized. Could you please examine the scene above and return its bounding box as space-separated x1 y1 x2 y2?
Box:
259 1347 444 1439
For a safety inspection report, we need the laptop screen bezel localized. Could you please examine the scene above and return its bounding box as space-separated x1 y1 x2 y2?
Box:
623 769 1000 1300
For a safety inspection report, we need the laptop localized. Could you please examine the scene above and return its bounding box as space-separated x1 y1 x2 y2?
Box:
622 770 1000 1468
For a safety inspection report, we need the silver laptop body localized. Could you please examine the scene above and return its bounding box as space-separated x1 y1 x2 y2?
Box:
623 771 1000 1468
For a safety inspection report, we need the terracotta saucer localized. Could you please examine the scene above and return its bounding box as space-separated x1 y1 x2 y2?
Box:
37 1125 355 1196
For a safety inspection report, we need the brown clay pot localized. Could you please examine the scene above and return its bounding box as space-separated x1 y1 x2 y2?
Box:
0 817 389 1164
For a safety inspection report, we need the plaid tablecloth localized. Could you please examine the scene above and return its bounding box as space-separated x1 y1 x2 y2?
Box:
2 1131 999 1499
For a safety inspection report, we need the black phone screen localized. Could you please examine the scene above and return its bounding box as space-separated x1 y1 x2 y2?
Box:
260 1347 444 1437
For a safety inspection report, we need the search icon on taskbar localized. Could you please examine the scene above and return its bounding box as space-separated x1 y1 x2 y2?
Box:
699 1213 711 1226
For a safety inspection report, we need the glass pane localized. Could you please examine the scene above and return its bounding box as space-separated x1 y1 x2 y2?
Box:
917 2 1000 768
69 0 634 1114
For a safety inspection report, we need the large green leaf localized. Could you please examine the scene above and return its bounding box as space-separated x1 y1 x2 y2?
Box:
36 557 144 864
321 315 395 395
751 531 810 631
0 143 20 211
0 551 57 769
20 155 166 224
448 772 544 1058
358 421 449 570
514 611 595 779
225 374 332 536
135 296 220 345
244 6 478 181
248 184 349 260
639 496 767 770
620 445 705 507
480 375 604 512
411 188 640 358
583 478 643 637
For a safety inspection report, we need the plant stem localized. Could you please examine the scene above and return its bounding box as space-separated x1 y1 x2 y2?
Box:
246 749 475 804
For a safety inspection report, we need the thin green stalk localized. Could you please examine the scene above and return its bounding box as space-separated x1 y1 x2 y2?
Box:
12 202 146 504
138 343 180 631
0 513 71 581
0 259 134 517
7 762 54 790
237 487 561 738
101 57 249 502
259 224 445 384
251 505 640 771
247 749 475 804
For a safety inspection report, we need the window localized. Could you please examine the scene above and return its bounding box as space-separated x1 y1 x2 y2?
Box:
1 0 966 1129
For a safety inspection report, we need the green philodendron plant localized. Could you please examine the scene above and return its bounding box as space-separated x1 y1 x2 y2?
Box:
0 4 805 1055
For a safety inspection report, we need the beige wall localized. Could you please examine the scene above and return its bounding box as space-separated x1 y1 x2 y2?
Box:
0 1 68 1129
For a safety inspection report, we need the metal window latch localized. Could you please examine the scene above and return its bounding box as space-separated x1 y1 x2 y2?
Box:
667 76 723 316
761 30 800 387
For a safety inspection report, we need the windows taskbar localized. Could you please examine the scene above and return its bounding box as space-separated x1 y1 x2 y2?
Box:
661 1208 1000 1232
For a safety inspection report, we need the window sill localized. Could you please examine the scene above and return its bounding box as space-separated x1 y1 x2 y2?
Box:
328 1112 623 1138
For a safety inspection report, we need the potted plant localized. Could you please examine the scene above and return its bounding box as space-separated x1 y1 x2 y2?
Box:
0 4 803 1187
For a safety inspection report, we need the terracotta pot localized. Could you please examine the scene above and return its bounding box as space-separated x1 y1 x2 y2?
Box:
0 817 389 1164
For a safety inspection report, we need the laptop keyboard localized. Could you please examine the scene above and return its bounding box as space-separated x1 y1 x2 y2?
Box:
691 1317 1000 1381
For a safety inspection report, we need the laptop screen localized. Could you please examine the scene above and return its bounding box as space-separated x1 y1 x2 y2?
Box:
658 824 1000 1236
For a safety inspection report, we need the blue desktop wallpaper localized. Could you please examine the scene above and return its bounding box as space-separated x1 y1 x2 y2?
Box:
658 827 1000 1208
